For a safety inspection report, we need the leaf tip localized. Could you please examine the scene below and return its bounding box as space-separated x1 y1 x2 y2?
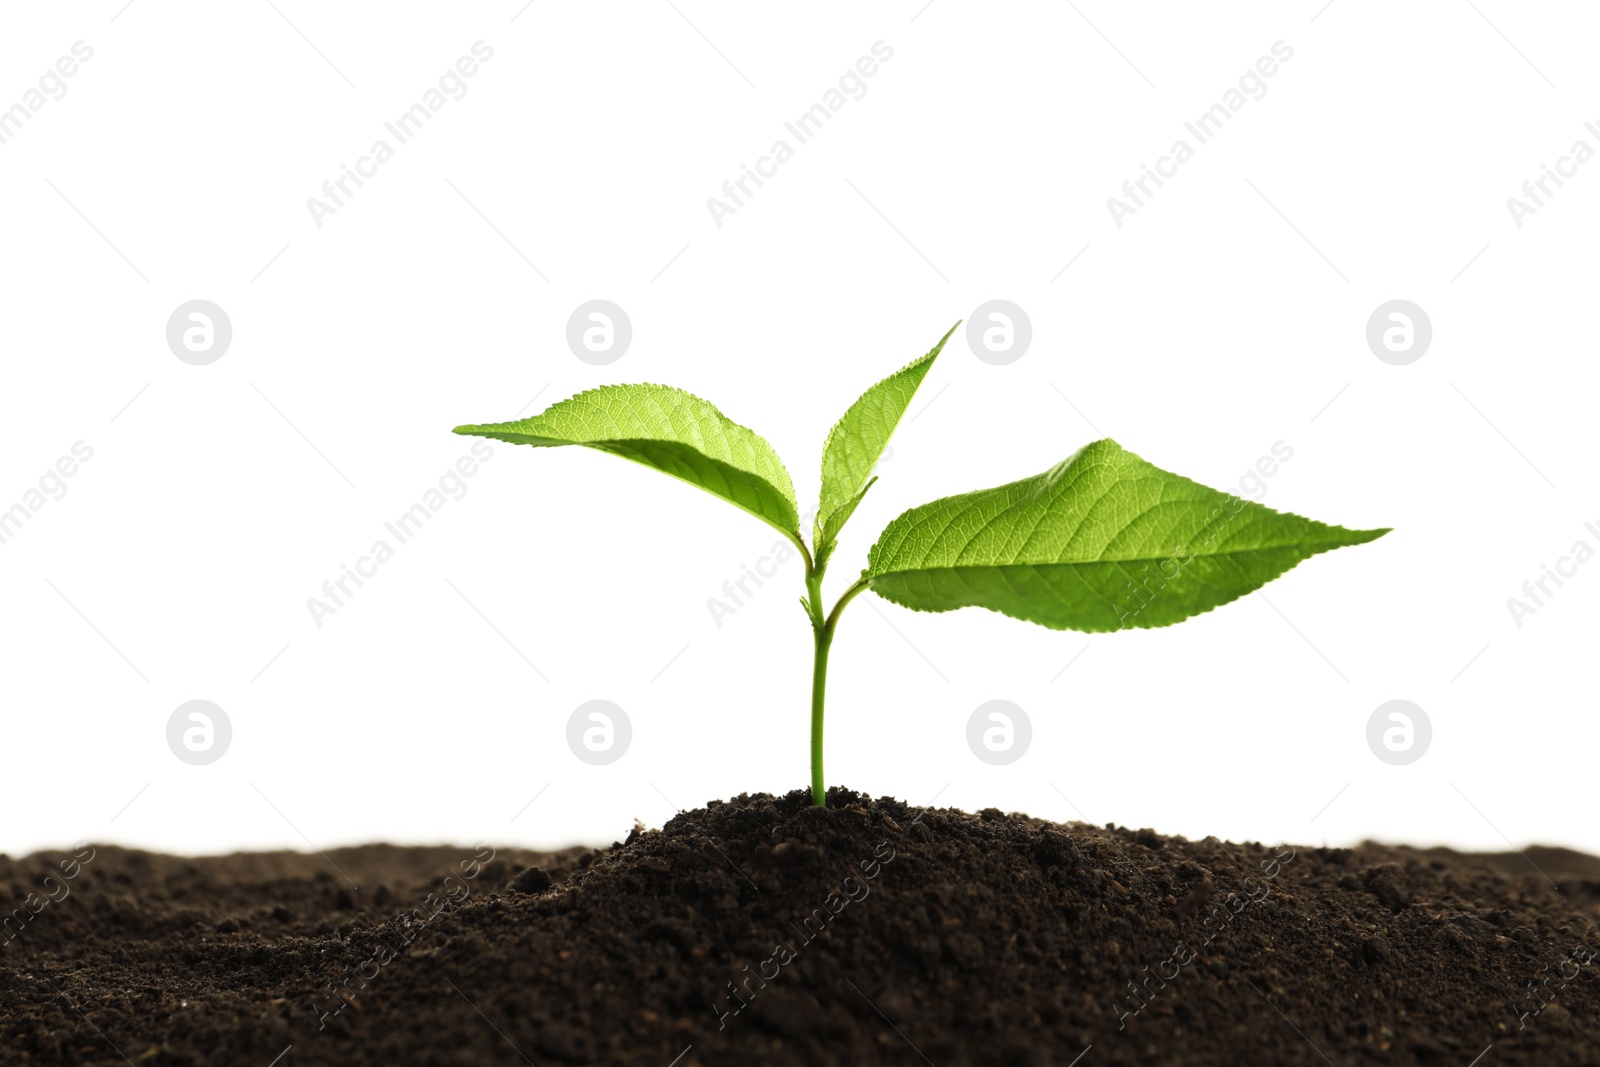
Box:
454 423 507 437
926 321 960 360
1074 437 1125 459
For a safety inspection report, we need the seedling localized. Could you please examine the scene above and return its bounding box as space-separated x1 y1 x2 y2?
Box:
456 324 1387 806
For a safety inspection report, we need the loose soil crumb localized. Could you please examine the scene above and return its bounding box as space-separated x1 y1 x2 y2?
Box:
3 789 1599 1065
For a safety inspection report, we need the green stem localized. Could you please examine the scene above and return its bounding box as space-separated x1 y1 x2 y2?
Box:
807 572 870 807
809 620 833 807
791 532 816 575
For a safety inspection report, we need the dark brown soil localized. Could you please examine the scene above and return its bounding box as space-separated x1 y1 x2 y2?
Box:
5 789 1600 1066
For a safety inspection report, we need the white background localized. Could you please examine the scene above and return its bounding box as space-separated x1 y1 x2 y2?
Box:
2 1 1594 859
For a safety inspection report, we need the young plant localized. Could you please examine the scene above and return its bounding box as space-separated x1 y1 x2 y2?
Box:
455 324 1388 807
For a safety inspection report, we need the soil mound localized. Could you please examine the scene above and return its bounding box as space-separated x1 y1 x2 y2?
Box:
4 789 1599 1065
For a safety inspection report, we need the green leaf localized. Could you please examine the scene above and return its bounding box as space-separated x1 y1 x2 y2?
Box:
455 383 800 541
865 439 1388 633
815 323 958 555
